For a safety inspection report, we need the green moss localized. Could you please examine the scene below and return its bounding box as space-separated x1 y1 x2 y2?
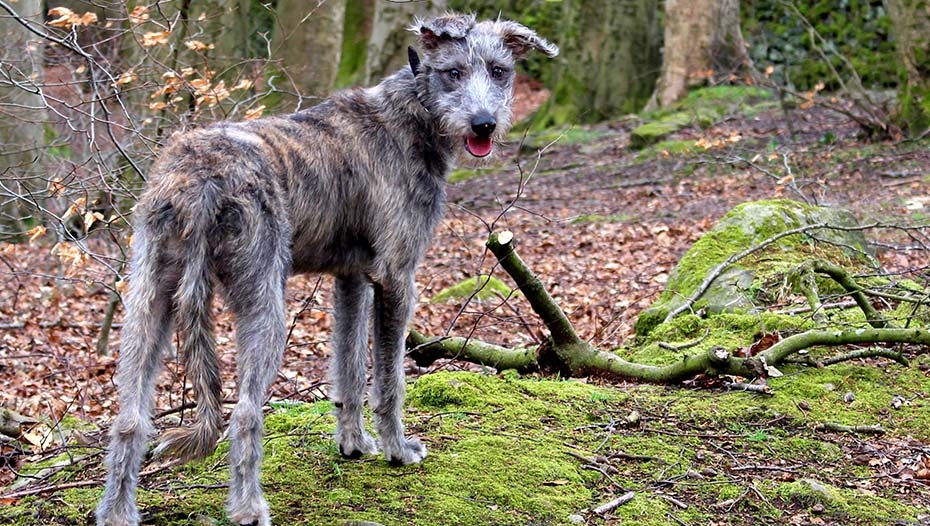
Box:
778 478 845 508
448 167 498 184
571 213 634 224
430 274 513 303
520 127 613 151
743 1 898 92
408 373 493 409
630 112 693 149
635 139 699 160
5 368 929 525
630 86 774 150
630 309 815 365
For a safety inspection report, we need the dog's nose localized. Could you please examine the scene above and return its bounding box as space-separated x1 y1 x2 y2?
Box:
470 113 496 137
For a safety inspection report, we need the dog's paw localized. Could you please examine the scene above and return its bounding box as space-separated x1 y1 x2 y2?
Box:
227 495 270 526
336 429 379 459
95 512 139 526
95 494 141 526
385 436 428 466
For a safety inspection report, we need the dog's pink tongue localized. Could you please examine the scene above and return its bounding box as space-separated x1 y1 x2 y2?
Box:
466 136 493 157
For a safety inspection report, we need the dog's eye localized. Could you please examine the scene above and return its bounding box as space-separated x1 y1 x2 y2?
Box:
491 66 505 79
448 69 461 81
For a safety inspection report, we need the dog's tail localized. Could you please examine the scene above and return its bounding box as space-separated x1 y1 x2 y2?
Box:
154 187 224 462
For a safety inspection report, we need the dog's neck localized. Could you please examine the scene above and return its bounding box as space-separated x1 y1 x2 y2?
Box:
370 68 456 172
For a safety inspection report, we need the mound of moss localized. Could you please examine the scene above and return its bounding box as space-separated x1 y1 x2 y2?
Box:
630 86 773 149
430 274 513 303
635 199 876 336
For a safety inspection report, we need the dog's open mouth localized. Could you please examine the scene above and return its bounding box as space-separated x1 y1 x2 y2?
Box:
465 136 493 158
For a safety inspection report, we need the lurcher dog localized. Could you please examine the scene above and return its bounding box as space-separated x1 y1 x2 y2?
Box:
96 12 557 526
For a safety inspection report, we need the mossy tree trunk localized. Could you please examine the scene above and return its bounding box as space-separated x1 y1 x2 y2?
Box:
884 0 930 134
649 0 751 109
272 0 346 101
532 0 661 126
336 0 375 87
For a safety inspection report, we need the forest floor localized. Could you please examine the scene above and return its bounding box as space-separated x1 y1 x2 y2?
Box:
0 84 929 525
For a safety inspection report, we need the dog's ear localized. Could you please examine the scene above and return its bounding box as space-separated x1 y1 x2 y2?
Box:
410 13 476 50
408 46 421 76
493 20 559 59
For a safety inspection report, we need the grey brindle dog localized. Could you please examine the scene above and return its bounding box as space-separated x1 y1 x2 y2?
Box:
96 12 557 526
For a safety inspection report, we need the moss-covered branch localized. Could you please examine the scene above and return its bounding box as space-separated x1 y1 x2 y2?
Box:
796 259 888 328
407 330 540 373
758 327 926 366
485 231 583 347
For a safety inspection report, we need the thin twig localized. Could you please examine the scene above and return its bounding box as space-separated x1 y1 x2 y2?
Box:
724 382 773 395
659 329 711 351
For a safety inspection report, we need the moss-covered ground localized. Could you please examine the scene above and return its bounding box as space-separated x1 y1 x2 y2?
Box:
5 361 928 525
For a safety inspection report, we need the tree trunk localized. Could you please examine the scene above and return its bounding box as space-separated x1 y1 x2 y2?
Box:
533 0 661 126
649 0 750 109
336 0 375 87
200 0 254 67
364 0 445 85
884 0 930 134
0 0 46 235
272 0 346 102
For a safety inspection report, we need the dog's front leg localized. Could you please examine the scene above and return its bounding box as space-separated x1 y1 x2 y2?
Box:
371 275 428 465
330 274 379 458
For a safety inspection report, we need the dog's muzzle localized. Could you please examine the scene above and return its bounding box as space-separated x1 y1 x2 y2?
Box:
465 112 496 157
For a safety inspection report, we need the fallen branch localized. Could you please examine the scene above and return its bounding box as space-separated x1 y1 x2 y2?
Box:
407 330 539 373
0 478 102 501
724 382 773 395
408 231 930 385
757 328 923 367
593 491 636 515
817 347 908 367
659 329 710 351
814 422 886 435
485 230 582 348
794 259 887 328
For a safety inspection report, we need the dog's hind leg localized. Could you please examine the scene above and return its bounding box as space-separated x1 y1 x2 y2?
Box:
224 256 288 526
96 229 175 526
371 274 428 465
330 274 379 458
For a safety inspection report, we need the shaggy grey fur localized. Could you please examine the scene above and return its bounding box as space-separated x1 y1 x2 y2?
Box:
96 13 557 526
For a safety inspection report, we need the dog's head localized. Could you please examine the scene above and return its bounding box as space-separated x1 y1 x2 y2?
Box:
409 13 559 160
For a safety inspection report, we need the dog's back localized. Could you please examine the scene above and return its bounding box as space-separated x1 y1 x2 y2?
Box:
139 67 451 284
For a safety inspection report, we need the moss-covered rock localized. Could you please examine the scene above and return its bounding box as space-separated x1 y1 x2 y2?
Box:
635 199 876 336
